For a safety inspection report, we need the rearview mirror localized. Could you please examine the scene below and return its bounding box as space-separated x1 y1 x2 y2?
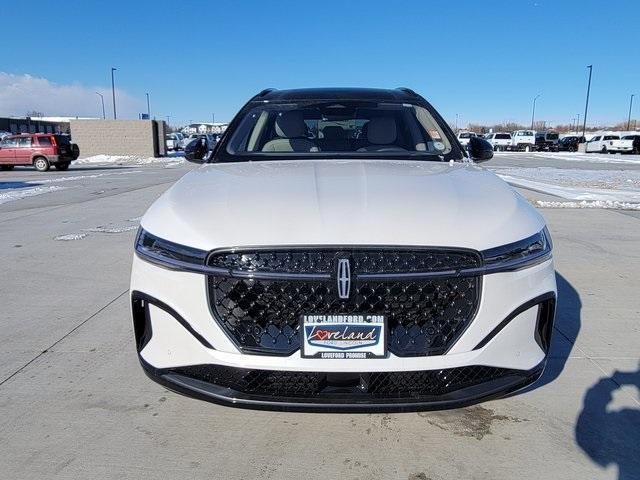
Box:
184 138 208 163
468 137 493 163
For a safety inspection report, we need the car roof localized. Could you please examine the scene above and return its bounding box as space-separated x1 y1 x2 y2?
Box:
255 87 421 102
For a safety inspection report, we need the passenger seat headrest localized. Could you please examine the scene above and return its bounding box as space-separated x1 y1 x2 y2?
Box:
367 117 397 145
275 111 307 138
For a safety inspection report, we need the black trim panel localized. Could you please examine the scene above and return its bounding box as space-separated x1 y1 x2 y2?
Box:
473 292 557 350
131 291 214 350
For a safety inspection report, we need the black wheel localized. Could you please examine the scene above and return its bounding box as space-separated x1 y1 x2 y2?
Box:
0 165 15 171
70 144 80 160
33 156 50 172
55 162 70 171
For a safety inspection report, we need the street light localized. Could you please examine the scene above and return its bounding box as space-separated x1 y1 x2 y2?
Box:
582 65 593 138
627 94 635 131
95 92 105 119
111 67 117 119
146 93 151 118
531 94 541 130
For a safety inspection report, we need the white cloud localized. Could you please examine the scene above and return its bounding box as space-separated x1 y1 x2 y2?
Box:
0 72 143 119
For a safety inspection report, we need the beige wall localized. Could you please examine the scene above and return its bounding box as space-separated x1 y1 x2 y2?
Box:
70 119 164 157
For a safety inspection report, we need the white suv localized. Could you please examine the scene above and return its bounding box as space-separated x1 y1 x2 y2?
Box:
131 88 556 411
585 134 620 153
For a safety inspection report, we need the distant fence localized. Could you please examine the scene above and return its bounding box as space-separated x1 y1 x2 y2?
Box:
70 119 166 157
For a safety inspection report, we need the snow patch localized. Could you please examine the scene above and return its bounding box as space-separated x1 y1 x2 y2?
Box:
75 155 185 166
492 167 640 202
0 185 68 205
35 171 142 184
54 233 88 241
84 225 139 234
535 200 640 210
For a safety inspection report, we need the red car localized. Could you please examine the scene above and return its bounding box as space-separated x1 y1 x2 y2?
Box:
0 134 80 172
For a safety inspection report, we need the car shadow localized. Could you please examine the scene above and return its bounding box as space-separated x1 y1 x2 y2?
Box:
575 364 640 479
0 181 41 190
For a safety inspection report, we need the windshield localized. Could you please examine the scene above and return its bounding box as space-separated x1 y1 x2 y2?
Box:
224 101 457 161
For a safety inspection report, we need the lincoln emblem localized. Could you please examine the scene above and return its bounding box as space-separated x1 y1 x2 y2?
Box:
337 258 351 299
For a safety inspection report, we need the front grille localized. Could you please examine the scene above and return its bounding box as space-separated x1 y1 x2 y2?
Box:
171 364 514 399
206 248 481 356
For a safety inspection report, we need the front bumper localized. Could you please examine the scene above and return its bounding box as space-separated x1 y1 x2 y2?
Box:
139 355 545 412
130 255 557 411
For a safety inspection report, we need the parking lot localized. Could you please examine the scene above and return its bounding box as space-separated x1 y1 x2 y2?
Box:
1 154 638 479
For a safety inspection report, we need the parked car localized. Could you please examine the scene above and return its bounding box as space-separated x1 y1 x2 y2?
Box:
557 136 585 152
608 134 640 154
485 132 512 151
510 130 536 151
165 133 181 151
0 134 79 171
534 131 559 151
585 134 620 153
456 131 476 147
131 87 556 411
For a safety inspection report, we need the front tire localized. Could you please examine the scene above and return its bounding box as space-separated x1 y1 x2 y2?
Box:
601 146 607 154
55 162 70 171
33 156 50 172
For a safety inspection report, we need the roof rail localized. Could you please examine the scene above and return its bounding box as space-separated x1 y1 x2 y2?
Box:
396 87 419 97
255 88 276 98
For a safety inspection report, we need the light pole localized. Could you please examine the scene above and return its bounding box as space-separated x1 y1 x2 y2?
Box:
582 65 593 138
627 94 635 131
95 92 105 119
531 94 541 130
111 67 117 119
146 93 151 118
576 113 580 134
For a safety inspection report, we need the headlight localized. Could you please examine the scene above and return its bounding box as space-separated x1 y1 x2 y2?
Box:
135 228 208 272
481 227 552 273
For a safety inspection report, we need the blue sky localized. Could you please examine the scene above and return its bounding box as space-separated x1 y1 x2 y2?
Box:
1 0 638 127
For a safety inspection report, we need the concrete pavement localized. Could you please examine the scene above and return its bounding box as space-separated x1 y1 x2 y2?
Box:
0 157 638 480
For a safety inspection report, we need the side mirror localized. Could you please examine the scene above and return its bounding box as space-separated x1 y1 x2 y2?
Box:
184 138 208 163
468 136 493 162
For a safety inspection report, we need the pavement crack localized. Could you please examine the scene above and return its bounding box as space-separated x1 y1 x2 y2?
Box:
0 289 128 387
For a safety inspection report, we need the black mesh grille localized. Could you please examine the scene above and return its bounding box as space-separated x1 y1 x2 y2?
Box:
207 248 480 274
171 364 514 399
207 248 481 356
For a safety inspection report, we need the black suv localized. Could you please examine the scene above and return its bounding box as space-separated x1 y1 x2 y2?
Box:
558 136 585 152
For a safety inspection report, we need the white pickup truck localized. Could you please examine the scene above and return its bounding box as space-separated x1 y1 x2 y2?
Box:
456 131 477 147
510 130 536 151
485 132 512 151
607 134 640 154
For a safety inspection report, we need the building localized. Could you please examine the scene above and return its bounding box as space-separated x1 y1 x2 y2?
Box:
181 122 228 135
70 119 166 157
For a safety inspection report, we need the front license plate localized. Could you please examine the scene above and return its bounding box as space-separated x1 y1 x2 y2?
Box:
300 314 386 359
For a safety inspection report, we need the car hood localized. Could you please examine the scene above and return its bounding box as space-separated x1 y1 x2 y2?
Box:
141 160 545 251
